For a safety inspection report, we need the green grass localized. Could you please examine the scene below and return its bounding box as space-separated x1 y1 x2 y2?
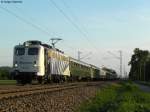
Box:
0 80 16 85
77 81 150 112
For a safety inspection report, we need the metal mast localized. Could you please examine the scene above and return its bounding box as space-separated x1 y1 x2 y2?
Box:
107 50 123 78
119 50 122 78
78 51 82 61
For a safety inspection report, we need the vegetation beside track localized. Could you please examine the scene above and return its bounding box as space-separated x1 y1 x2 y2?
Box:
0 66 12 80
0 80 16 85
77 81 150 112
129 48 150 81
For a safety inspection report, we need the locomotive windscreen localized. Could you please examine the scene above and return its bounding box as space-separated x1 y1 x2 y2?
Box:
15 48 25 56
28 48 39 55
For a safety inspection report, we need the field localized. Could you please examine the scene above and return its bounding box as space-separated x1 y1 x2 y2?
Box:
77 81 150 112
0 80 16 85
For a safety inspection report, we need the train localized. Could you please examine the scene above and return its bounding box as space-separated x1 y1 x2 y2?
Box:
11 40 117 84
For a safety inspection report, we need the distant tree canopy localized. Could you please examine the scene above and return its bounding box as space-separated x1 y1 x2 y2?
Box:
0 67 12 80
129 48 150 81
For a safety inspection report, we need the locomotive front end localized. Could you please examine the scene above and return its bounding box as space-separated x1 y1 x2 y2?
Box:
12 41 45 84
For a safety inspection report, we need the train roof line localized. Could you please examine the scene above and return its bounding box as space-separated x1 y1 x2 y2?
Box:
15 40 116 73
15 40 64 54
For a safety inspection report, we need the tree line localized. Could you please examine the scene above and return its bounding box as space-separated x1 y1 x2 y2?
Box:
0 66 12 80
129 48 150 81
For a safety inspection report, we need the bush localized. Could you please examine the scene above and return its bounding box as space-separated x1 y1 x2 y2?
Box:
0 66 12 80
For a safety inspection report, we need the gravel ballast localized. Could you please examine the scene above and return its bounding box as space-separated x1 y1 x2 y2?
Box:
0 85 103 112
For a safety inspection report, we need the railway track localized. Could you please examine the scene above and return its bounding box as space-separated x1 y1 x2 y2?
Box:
0 81 104 100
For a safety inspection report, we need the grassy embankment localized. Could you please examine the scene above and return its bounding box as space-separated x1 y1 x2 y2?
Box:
77 81 150 112
0 80 16 85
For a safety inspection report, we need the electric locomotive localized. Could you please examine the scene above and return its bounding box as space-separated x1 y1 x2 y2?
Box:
12 40 70 84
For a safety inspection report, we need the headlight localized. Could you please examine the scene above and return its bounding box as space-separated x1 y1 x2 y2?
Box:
14 61 18 67
34 61 37 67
34 64 37 67
14 63 18 67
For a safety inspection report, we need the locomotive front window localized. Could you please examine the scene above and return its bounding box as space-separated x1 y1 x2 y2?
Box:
28 48 39 55
15 48 25 55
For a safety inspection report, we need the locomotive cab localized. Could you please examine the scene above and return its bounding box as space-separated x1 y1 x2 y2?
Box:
12 41 45 84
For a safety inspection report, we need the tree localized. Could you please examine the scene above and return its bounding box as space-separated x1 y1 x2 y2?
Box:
129 48 150 81
0 67 12 80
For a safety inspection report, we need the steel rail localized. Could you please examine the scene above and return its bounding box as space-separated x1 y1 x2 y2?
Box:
0 82 104 100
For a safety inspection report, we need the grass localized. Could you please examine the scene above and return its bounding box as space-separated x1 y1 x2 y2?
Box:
77 81 150 112
0 80 16 85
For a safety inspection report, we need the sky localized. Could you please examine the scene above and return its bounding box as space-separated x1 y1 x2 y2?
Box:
0 0 150 76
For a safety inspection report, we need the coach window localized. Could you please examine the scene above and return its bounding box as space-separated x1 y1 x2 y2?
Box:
15 48 25 55
28 48 39 55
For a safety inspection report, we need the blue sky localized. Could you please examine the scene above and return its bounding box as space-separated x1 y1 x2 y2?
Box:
1 0 150 75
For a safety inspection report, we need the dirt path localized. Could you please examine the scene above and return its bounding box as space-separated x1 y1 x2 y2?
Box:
135 83 150 92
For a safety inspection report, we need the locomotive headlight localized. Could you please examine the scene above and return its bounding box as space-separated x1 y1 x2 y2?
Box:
34 61 37 67
14 63 18 67
14 61 18 67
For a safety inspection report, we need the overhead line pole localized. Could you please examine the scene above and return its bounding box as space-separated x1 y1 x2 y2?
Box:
107 50 123 78
119 50 122 78
78 51 82 61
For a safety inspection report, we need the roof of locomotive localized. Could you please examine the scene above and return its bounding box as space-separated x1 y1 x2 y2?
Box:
15 40 65 54
23 40 52 48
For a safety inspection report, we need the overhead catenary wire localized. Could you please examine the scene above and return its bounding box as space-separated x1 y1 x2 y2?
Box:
60 0 105 49
61 0 88 34
60 0 94 51
13 5 61 42
48 0 92 46
61 1 111 66
0 6 79 60
0 6 52 37
48 0 105 66
5 5 80 55
1 3 106 67
60 0 98 49
14 6 53 34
